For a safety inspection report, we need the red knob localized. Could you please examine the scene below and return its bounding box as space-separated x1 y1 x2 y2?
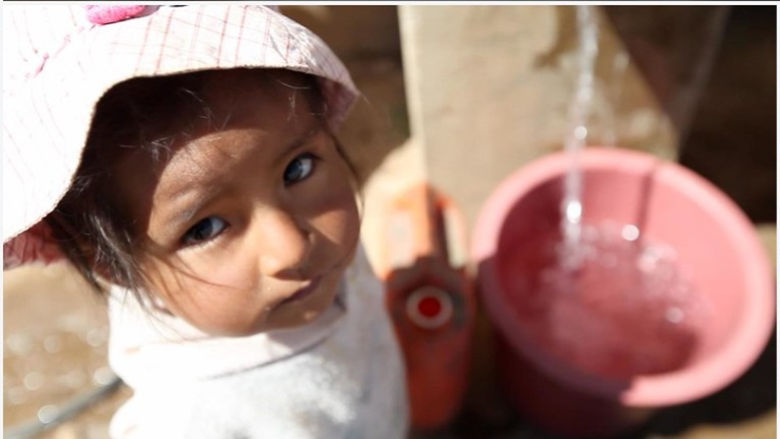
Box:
406 287 453 329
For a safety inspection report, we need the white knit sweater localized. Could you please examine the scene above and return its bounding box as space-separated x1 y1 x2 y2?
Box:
107 246 409 438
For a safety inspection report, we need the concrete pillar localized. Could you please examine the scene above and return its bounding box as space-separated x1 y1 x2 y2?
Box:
397 5 676 231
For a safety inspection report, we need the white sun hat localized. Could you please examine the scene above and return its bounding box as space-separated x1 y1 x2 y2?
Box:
2 5 359 264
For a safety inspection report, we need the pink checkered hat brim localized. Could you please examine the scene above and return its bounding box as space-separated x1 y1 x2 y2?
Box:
3 5 359 244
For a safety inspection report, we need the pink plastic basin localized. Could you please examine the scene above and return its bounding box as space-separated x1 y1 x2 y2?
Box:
472 147 774 437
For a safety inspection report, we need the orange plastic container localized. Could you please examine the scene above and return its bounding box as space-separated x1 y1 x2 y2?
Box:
376 183 476 430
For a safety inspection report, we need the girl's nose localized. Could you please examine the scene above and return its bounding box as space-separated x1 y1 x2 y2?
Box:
255 208 312 279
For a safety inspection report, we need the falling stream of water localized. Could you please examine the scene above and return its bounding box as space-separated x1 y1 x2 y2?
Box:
560 5 598 269
508 6 710 380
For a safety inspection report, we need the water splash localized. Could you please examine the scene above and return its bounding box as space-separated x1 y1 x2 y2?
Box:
508 223 707 379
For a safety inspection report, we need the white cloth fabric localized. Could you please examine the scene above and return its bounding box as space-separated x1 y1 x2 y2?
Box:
107 245 408 438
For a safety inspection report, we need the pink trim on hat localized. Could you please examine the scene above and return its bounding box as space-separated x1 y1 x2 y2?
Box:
85 5 158 25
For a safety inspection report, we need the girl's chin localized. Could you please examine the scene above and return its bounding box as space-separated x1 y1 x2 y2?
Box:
190 268 345 337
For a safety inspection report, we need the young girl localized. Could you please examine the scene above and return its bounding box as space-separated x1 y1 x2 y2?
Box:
4 5 408 438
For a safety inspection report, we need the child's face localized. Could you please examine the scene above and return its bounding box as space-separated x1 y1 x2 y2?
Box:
113 70 360 336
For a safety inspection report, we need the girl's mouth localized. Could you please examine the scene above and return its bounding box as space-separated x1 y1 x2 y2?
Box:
279 276 323 305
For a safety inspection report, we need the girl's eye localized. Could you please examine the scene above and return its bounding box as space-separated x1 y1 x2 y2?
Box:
283 153 317 185
182 216 228 246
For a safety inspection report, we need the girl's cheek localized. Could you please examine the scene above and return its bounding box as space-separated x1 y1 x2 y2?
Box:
150 257 263 326
310 162 358 217
180 245 259 290
308 183 359 246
